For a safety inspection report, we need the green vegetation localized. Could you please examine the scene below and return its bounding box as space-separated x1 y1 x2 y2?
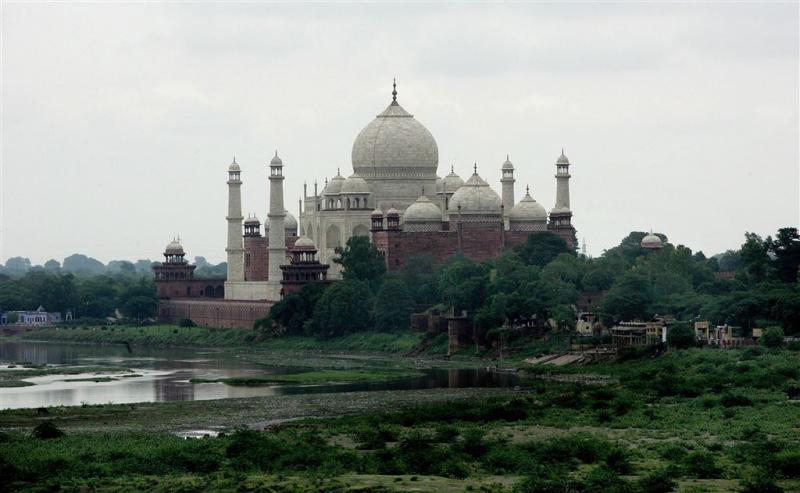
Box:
0 380 35 388
257 227 800 349
190 369 423 386
0 365 133 384
0 269 158 321
1 348 798 492
20 325 424 353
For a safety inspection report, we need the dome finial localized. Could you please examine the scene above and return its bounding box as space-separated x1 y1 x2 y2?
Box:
392 78 397 103
526 184 530 195
473 162 477 175
506 154 509 161
451 164 454 173
422 185 425 195
233 156 236 164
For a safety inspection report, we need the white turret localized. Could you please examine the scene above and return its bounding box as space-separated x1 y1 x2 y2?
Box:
267 151 286 284
225 158 244 282
501 155 515 228
552 149 571 214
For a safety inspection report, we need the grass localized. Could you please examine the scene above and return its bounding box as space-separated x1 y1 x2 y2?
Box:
20 325 426 353
2 346 799 492
190 368 424 386
62 376 117 383
0 380 35 387
0 366 134 383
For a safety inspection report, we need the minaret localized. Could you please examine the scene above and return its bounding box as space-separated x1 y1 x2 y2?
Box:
501 155 515 227
548 149 576 251
225 157 244 282
267 151 286 284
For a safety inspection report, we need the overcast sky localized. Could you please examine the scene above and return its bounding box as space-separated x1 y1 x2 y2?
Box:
1 2 798 265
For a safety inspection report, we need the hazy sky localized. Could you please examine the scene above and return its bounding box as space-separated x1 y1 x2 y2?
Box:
1 2 798 265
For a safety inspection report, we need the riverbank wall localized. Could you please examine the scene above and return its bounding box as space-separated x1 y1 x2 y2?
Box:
158 299 272 329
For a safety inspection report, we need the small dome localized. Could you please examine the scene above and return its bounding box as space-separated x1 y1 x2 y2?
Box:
341 173 371 194
165 239 184 254
502 155 514 170
244 215 260 225
641 232 664 249
403 195 442 223
284 210 298 232
386 207 400 216
371 209 384 217
556 150 570 165
448 171 502 214
228 158 240 172
270 152 283 166
294 235 316 249
324 171 346 195
509 191 547 221
441 167 465 194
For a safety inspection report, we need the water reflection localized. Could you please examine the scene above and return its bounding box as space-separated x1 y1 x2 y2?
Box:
0 340 521 410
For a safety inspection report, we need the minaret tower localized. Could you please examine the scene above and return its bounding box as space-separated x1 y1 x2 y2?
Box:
225 157 244 282
548 149 576 250
267 151 287 285
501 155 515 228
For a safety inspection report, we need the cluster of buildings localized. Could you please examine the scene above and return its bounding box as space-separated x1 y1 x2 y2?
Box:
155 82 578 329
0 307 68 334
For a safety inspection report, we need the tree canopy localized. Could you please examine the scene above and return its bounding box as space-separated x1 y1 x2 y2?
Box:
334 236 386 287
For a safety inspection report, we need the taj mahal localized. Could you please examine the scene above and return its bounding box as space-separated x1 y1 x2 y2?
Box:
154 82 576 328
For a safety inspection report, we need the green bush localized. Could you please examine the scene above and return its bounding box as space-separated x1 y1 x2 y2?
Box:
683 450 721 478
637 467 678 493
761 327 785 349
32 421 65 440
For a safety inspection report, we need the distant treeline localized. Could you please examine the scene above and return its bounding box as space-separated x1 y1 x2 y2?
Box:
0 254 227 279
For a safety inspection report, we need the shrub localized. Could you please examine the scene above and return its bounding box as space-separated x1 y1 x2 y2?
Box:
582 466 635 493
178 318 196 328
740 473 784 493
667 323 696 349
761 327 785 349
721 392 754 408
772 449 800 478
603 446 633 474
683 451 721 478
637 467 678 493
32 421 65 440
433 424 460 443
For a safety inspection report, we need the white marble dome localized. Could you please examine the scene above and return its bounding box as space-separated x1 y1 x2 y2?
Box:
244 215 260 225
441 168 465 194
351 101 438 178
228 159 240 172
294 235 316 249
502 156 514 170
341 173 371 194
403 195 442 223
448 172 502 214
324 172 346 195
510 192 547 221
557 150 570 165
165 239 184 254
284 210 298 232
641 232 664 249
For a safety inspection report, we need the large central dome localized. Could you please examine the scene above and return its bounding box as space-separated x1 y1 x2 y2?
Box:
350 82 439 210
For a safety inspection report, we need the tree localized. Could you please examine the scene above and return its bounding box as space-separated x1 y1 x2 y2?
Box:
374 278 416 331
766 227 800 283
62 254 105 275
43 259 61 272
306 280 373 337
255 283 327 335
3 257 31 275
399 254 440 309
118 279 158 320
438 256 489 313
516 232 571 267
716 250 742 272
667 322 696 349
761 326 785 349
601 271 652 323
770 290 800 334
334 236 386 287
740 233 771 284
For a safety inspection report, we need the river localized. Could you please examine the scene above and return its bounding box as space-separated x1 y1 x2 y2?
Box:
0 340 521 410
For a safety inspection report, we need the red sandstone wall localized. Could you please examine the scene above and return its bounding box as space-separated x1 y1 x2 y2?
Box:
244 237 269 281
158 299 272 329
155 279 224 299
244 235 299 281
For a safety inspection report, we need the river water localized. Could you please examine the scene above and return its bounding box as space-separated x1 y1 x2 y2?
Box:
0 340 520 410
